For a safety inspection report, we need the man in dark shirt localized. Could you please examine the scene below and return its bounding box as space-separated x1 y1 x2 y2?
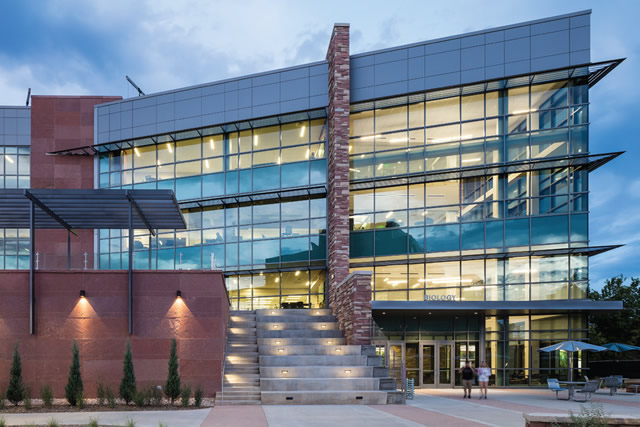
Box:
459 361 475 398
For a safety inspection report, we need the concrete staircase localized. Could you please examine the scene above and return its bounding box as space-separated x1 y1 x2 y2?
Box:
256 308 400 404
216 311 261 405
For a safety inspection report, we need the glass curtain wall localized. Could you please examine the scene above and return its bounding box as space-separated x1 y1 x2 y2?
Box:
0 146 30 269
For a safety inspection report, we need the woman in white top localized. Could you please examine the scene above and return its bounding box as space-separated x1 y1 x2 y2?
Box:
477 361 491 399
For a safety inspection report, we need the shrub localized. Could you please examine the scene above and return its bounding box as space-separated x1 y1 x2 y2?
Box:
165 339 181 404
150 386 163 406
180 385 191 407
88 418 99 427
47 418 59 427
125 419 136 427
6 342 25 406
133 390 146 408
65 341 83 407
23 387 32 410
105 385 116 409
120 340 136 405
0 387 5 409
0 416 5 427
96 382 106 406
77 392 85 409
569 403 609 427
194 385 204 408
40 384 54 408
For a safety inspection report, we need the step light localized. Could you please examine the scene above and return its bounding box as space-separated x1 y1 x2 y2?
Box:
281 369 288 375
278 349 285 353
275 341 281 345
327 341 333 345
321 325 326 328
80 290 86 298
344 369 351 375
273 325 279 329
335 348 341 353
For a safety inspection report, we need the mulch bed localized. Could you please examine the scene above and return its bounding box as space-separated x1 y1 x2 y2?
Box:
0 398 215 414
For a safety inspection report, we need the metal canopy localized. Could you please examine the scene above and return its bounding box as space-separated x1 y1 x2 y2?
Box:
372 299 624 315
179 185 327 210
350 152 623 191
0 189 186 232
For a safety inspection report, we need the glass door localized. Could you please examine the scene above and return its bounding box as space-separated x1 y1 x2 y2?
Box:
420 341 454 387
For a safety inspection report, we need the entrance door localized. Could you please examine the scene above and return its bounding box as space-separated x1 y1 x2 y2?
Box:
420 341 454 387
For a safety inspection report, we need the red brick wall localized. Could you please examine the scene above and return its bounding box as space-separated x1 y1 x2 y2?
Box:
29 95 121 270
326 24 351 307
331 271 372 345
0 270 229 398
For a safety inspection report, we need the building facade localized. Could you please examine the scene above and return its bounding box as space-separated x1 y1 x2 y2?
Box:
0 10 624 387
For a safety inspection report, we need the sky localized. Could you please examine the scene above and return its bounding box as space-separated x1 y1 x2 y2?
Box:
0 0 638 289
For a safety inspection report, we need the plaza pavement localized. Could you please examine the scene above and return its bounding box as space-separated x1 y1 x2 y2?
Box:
1 388 639 426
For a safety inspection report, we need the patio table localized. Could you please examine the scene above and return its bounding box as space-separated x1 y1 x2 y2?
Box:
560 381 586 400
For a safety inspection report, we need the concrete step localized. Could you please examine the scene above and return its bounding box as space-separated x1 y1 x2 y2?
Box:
228 343 258 351
258 337 346 346
225 373 260 380
227 352 259 358
257 308 331 316
230 321 257 327
224 381 260 387
259 345 362 356
260 355 368 366
220 392 262 399
257 329 343 339
260 366 373 378
260 377 381 391
223 386 261 392
261 390 387 405
257 322 339 331
256 315 336 323
229 327 257 334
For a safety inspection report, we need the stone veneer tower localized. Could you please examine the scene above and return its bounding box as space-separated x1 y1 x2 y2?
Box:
326 24 351 307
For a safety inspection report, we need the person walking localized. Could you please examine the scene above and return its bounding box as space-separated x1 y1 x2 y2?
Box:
459 361 475 398
477 361 490 399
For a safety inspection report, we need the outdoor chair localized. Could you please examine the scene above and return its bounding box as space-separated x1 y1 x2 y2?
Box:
604 376 619 395
574 380 600 402
547 379 569 400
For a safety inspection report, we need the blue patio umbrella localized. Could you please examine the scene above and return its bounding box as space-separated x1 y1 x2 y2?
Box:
538 341 607 381
602 343 640 352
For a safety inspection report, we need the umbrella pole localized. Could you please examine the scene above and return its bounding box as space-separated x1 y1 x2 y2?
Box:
569 351 572 382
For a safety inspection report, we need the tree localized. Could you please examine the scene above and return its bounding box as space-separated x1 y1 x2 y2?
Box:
65 341 84 406
6 342 25 406
589 275 640 354
165 338 181 404
119 340 136 404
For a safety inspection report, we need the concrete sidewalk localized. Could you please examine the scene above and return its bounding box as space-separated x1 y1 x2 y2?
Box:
1 389 639 426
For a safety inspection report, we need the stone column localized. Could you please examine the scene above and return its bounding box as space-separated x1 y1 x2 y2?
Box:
326 23 351 308
332 271 372 345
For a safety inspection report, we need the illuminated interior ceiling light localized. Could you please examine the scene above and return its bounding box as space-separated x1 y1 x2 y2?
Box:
462 158 481 163
295 271 300 276
210 139 215 149
205 159 210 169
300 125 306 137
349 145 353 152
512 108 537 114
157 160 162 166
349 168 361 173
377 163 383 170
389 137 408 143
360 154 365 158
134 147 141 157
5 155 14 163
385 211 393 218
254 135 259 146
305 281 310 287
167 143 173 153
359 134 381 141
277 156 281 164
275 278 279 283
305 149 310 159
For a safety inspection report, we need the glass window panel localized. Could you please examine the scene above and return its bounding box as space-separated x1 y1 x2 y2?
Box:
203 229 224 244
461 93 484 121
252 273 280 297
281 237 309 262
505 284 529 301
282 162 309 188
282 199 309 221
310 198 326 218
350 189 374 215
531 108 568 130
375 131 408 151
238 154 251 170
426 180 459 207
157 164 174 180
253 222 280 240
532 168 568 197
531 81 568 111
175 176 201 200
203 157 223 173
376 106 407 133
570 214 588 242
307 143 325 160
426 142 459 171
426 224 459 253
253 165 279 191
204 134 224 157
253 126 279 150
407 184 425 209
486 118 502 137
226 243 238 266
408 147 424 174
461 139 484 167
426 97 460 126
253 203 280 223
409 102 424 128
133 167 156 183
176 138 201 161
203 207 224 228
375 149 407 177
531 256 568 282
310 119 327 142
253 149 280 166
238 130 252 153
374 210 407 228
108 152 122 172
425 261 460 288
571 105 588 125
281 121 309 146
423 206 459 225
505 218 529 247
461 222 484 249
375 228 407 256
375 264 408 292
375 186 407 212
486 259 504 284
426 124 460 144
531 129 568 159
507 114 528 133
531 215 568 245
227 132 239 155
350 110 374 137
282 220 309 237
203 173 225 197
99 173 109 188
531 282 568 300
570 126 588 155
506 86 529 115
350 230 373 258
408 227 425 253
350 136 375 155
461 204 484 222
281 146 308 163
121 149 133 169
310 218 327 234
4 154 17 174
486 91 501 117
531 196 568 215
18 155 29 175
486 137 503 164
158 143 174 164
461 121 484 141
176 160 201 178
133 145 156 168
310 159 327 184
350 154 374 180
310 235 326 259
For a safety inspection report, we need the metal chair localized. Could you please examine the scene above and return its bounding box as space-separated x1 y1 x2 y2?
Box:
547 379 569 400
604 376 619 395
574 380 600 402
